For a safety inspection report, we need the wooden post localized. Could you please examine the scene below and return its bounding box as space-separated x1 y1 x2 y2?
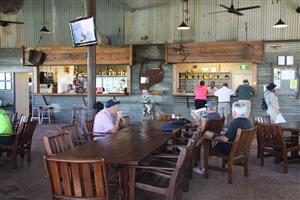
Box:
86 0 96 109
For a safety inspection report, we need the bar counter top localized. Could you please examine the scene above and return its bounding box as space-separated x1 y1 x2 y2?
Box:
34 93 128 96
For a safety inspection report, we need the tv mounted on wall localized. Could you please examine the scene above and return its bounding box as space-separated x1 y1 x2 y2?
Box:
69 16 97 47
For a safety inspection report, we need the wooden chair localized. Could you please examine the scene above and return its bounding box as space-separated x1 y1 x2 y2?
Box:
43 132 75 155
60 123 89 145
204 127 257 184
253 115 271 158
84 120 108 141
85 119 94 133
0 120 38 168
149 138 196 192
256 122 300 173
253 115 271 124
17 119 38 162
44 156 110 200
128 144 189 200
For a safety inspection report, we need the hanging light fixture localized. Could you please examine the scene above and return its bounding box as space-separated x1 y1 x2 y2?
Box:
273 0 288 28
177 0 190 30
40 0 50 33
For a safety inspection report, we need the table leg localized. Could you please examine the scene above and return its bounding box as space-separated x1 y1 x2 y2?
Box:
128 167 136 200
119 166 129 200
291 131 299 158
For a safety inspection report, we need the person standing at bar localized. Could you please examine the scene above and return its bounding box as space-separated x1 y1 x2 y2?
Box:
194 80 208 109
208 81 218 94
214 83 234 126
235 79 255 118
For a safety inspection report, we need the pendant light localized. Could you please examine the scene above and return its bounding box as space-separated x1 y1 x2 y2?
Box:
273 0 288 28
40 0 50 33
177 0 190 30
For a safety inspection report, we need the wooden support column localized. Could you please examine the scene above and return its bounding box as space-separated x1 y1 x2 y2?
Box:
86 0 96 109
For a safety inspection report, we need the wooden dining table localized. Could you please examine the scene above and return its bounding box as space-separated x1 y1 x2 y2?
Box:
53 120 185 200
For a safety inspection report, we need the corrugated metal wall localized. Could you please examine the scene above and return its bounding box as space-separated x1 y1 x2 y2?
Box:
0 0 124 47
0 0 299 47
125 0 300 44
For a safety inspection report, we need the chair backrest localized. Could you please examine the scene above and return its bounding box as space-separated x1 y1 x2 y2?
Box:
9 112 18 123
44 156 109 199
60 124 83 145
17 120 38 148
256 122 284 148
43 132 75 155
166 141 192 199
230 127 257 157
120 115 130 129
85 119 94 133
201 117 225 135
253 115 271 124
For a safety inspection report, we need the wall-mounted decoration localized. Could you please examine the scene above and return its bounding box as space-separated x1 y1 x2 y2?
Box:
139 58 165 90
286 56 294 65
277 56 285 65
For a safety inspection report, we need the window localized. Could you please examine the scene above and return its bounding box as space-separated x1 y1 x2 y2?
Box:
0 72 13 91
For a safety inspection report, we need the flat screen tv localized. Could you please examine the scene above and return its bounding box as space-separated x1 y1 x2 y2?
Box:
69 16 97 47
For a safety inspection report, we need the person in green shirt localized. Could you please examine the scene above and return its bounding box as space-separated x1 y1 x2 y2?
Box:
235 79 255 118
0 108 13 145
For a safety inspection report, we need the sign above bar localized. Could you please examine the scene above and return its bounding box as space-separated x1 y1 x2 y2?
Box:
23 46 132 66
166 41 264 64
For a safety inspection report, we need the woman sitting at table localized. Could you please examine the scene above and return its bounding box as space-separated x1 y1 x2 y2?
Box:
0 108 13 145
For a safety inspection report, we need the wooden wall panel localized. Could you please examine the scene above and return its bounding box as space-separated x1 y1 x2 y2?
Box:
23 46 132 66
167 41 264 64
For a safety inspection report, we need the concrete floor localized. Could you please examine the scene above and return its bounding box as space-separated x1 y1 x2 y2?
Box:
0 124 299 200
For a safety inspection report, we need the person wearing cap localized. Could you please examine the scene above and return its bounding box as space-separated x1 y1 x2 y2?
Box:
193 101 221 175
264 82 281 123
93 99 122 133
235 79 255 118
214 83 235 126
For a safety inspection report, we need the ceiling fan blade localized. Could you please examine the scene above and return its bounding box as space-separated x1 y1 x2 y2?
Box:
236 5 261 11
219 4 231 10
233 10 244 16
0 20 24 24
207 10 228 15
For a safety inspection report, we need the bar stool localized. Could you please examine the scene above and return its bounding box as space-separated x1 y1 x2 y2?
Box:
32 106 41 124
40 106 54 124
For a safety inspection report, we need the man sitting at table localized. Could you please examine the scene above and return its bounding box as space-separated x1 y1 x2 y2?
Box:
0 108 13 145
193 101 221 174
194 101 252 174
93 99 122 133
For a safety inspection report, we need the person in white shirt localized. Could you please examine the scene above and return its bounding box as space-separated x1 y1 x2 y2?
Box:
208 81 218 94
214 83 234 126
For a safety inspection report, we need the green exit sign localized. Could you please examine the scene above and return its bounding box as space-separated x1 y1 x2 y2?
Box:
240 65 249 70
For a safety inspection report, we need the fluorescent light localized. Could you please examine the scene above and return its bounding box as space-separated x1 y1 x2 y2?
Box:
273 19 288 28
177 21 190 30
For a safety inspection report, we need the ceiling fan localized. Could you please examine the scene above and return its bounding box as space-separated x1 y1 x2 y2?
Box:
0 19 24 27
209 0 261 16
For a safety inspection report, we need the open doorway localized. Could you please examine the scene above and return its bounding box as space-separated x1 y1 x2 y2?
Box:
14 72 31 116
